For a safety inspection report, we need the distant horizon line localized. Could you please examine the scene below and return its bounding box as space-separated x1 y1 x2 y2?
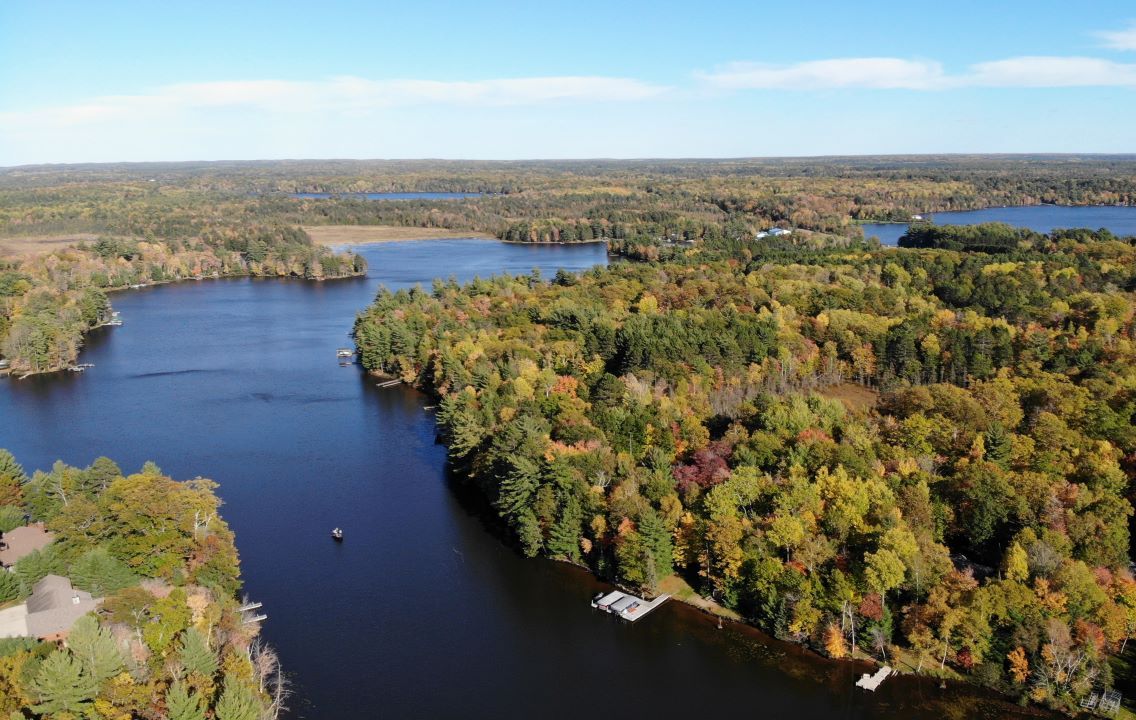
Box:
5 152 1136 171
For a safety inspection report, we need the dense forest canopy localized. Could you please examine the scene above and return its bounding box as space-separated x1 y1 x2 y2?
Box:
5 157 1136 713
354 222 1136 713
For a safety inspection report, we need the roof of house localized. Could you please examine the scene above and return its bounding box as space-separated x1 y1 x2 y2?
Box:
0 524 55 567
24 575 101 639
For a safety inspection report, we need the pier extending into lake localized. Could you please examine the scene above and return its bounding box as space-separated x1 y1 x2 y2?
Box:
855 666 893 691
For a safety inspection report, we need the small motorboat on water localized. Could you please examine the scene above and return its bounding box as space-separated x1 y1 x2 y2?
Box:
331 527 344 541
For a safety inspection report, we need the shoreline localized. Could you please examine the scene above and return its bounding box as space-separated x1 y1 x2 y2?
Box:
500 238 609 245
365 362 1068 716
375 371 990 700
4 268 366 379
856 201 1136 225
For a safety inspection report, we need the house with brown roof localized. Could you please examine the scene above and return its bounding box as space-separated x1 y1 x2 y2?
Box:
0 524 55 568
24 575 102 641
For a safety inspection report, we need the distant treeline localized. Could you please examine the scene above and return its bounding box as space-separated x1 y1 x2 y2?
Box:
3 157 1136 248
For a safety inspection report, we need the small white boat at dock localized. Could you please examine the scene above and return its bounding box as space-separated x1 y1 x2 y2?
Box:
591 590 669 622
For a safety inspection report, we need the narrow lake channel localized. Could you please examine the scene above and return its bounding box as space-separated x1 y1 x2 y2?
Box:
0 239 1043 719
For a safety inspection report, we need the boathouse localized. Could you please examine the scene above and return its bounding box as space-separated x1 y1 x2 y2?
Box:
591 590 670 622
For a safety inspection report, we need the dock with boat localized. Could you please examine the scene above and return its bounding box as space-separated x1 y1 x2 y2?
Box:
855 666 893 691
591 590 670 622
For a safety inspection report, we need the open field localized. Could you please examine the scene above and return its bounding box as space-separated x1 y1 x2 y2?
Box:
817 382 880 414
0 233 97 258
304 225 495 246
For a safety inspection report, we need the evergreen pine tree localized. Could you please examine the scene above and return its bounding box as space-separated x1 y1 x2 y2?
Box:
214 678 261 720
67 615 125 684
179 627 219 679
984 423 1012 469
167 679 206 720
29 650 97 717
638 507 674 574
70 547 138 596
547 495 582 561
80 456 122 495
0 505 23 533
515 509 544 558
0 570 21 603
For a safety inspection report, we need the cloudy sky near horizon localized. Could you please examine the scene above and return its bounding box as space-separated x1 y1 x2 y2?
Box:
2 1 1136 165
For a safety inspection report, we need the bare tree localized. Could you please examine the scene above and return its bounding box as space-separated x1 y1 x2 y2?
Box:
870 626 889 662
250 639 290 720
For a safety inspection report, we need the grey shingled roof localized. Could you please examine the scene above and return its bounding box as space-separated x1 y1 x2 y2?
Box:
24 575 101 638
0 525 55 567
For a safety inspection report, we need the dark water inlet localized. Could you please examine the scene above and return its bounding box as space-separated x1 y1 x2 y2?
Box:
861 204 1136 246
0 239 1042 719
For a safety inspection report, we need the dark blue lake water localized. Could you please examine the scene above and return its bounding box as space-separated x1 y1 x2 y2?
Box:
0 239 1038 719
861 205 1136 246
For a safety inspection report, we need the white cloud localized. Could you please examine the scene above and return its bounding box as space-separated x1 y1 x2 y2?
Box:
967 56 1136 86
0 75 668 132
698 56 1136 90
698 58 946 90
1096 22 1136 51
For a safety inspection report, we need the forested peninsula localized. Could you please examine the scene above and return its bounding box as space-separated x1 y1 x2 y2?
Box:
354 223 1136 713
0 450 284 719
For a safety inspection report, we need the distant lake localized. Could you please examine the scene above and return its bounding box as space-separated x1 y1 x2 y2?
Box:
0 238 1044 719
291 192 483 200
861 205 1136 246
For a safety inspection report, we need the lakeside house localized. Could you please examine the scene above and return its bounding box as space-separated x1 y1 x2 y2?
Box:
0 524 55 569
0 575 103 641
755 227 793 239
26 575 102 641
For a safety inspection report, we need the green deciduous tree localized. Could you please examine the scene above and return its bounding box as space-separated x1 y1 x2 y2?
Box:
0 450 25 506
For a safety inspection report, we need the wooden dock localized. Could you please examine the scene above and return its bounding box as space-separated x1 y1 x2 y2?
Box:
591 590 670 622
375 379 401 388
855 666 893 691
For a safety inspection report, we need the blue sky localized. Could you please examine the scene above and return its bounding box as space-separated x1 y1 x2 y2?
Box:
2 1 1136 164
